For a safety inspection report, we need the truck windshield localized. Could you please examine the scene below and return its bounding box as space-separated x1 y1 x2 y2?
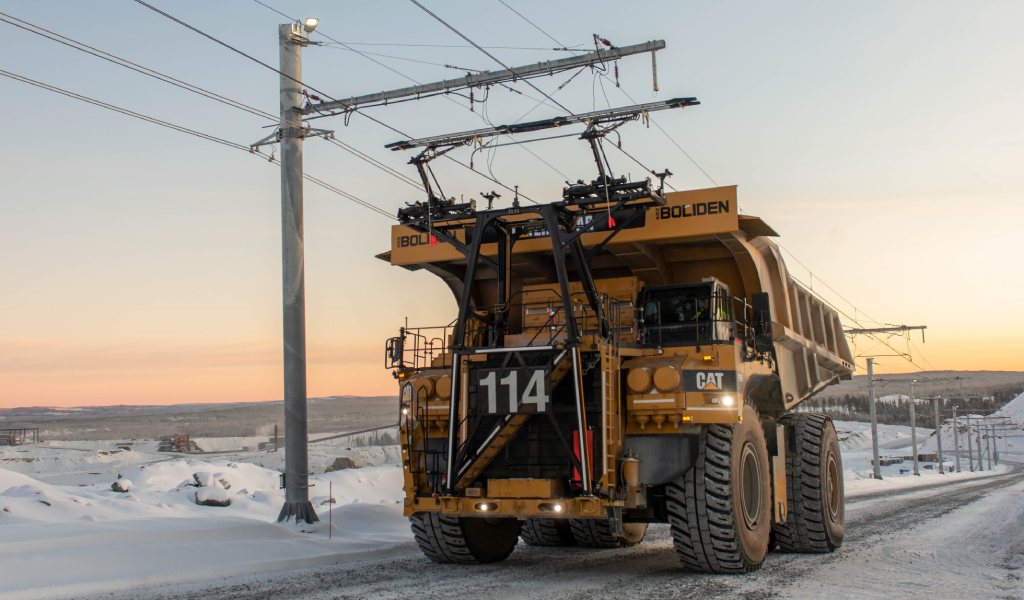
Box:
639 284 729 346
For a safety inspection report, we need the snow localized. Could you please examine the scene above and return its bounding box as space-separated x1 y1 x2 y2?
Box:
777 478 1024 599
0 448 409 600
0 419 1018 599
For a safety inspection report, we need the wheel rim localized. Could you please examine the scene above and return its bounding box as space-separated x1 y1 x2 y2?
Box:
826 451 841 521
740 442 762 529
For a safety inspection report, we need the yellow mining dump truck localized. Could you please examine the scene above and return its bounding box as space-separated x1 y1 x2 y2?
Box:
379 102 853 573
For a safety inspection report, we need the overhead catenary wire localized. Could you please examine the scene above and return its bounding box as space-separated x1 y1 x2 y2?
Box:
0 10 276 122
491 1 934 373
0 9 428 197
319 45 484 73
247 0 544 204
0 68 250 152
407 0 575 116
323 41 583 51
0 67 394 220
496 0 570 50
137 0 538 205
491 3 680 191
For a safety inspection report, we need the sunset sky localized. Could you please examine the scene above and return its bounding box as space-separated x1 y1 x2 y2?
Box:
2 1 1022 407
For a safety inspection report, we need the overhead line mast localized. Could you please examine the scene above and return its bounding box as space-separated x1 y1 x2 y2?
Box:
301 41 665 115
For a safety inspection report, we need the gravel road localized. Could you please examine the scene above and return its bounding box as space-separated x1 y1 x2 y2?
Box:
122 468 1024 600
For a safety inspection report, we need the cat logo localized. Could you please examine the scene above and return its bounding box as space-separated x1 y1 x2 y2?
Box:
696 371 725 391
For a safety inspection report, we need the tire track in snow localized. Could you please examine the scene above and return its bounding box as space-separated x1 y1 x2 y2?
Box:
122 469 1024 600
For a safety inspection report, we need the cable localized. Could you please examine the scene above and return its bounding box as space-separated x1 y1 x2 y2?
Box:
0 67 395 220
138 0 533 204
488 5 679 191
0 68 249 152
0 10 428 196
775 242 886 328
0 11 276 122
496 0 567 50
786 269 929 372
248 0 542 205
605 140 677 191
320 45 483 72
321 41 582 51
598 75 718 187
407 0 574 115
326 138 423 191
493 0 916 365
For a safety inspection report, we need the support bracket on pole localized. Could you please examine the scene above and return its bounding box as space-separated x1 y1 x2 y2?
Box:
251 126 335 151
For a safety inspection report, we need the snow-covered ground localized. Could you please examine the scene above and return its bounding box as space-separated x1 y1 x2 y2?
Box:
0 406 1020 599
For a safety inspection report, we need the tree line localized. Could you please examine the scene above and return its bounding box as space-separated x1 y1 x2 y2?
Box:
800 384 1022 426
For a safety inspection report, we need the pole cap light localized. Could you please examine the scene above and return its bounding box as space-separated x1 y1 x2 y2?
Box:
304 17 319 33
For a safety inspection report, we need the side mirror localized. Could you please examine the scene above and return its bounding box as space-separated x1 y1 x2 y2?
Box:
385 335 405 368
751 292 772 353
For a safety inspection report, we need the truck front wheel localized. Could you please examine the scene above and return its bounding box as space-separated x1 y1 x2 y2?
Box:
410 513 521 563
666 404 772 573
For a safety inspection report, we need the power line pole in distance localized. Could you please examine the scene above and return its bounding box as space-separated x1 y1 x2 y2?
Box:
908 379 919 476
867 358 882 479
952 405 960 473
932 396 944 474
966 414 974 472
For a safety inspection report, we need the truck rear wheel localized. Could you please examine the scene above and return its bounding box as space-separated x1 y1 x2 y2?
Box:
409 513 522 563
772 413 844 553
569 518 647 548
666 404 772 573
520 518 577 547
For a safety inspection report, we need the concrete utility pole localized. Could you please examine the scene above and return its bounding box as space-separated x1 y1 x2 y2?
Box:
976 424 984 471
277 21 317 524
867 358 882 479
966 415 974 472
987 421 995 464
933 397 944 474
952 406 961 473
987 425 995 469
908 380 919 476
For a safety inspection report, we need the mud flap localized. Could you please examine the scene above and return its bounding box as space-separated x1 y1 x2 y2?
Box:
772 423 788 524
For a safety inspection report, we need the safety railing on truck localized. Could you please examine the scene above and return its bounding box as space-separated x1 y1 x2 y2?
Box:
638 292 772 361
385 292 629 371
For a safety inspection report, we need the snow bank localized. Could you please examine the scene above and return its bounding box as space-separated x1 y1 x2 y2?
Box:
845 463 1011 497
0 458 410 599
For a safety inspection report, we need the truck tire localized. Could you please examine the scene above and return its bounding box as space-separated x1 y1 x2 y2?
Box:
772 412 844 553
520 518 577 547
569 518 647 548
666 403 772 573
409 513 521 563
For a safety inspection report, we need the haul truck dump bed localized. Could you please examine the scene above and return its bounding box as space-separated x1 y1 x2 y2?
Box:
381 183 853 573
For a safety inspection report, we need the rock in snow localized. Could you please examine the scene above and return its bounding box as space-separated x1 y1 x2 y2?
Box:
110 478 133 493
195 485 231 507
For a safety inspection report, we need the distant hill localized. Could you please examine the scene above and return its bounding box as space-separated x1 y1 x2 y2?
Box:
0 396 396 441
815 370 1024 401
801 371 1024 427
